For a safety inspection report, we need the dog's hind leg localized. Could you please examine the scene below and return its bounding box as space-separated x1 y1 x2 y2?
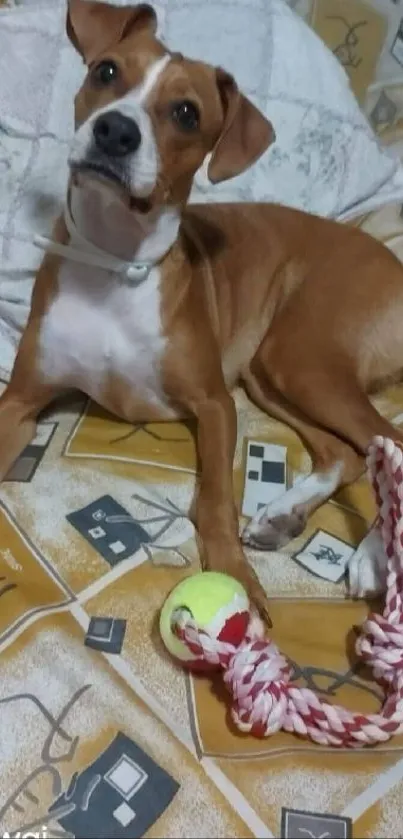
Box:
242 371 366 549
242 337 403 600
242 327 403 542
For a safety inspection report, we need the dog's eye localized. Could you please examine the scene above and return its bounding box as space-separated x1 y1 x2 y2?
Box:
171 100 200 132
92 60 119 87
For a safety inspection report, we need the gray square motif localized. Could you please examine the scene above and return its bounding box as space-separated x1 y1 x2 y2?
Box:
49 731 179 838
281 808 352 839
249 444 264 458
105 754 148 799
85 617 126 654
88 617 114 640
4 422 57 482
67 495 151 566
5 456 38 483
261 460 285 483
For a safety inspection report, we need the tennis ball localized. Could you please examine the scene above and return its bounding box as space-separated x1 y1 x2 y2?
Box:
159 571 250 671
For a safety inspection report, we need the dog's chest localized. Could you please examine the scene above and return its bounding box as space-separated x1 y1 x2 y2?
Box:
38 262 169 412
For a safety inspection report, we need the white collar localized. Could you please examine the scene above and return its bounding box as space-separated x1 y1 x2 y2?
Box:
33 202 152 285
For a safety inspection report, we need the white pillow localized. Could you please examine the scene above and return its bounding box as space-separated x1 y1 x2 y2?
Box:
0 0 402 380
11 0 402 215
158 0 401 217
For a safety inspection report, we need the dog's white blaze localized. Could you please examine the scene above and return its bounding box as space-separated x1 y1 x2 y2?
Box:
118 54 171 195
244 462 342 537
136 53 171 104
38 261 172 417
69 54 171 198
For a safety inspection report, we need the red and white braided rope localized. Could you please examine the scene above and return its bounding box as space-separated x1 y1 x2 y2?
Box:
174 436 403 747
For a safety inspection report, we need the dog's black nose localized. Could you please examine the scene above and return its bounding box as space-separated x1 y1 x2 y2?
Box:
93 110 141 157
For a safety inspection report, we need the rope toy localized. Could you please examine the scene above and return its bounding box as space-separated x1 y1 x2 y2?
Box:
159 436 403 747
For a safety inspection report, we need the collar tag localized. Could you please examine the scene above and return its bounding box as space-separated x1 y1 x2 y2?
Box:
126 263 151 283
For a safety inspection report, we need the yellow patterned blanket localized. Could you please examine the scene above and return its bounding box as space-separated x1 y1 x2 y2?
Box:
1 201 403 839
5 0 403 832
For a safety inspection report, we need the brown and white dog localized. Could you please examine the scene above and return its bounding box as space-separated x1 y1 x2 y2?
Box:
0 0 401 621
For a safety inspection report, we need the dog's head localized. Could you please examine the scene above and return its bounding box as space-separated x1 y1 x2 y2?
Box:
67 0 274 213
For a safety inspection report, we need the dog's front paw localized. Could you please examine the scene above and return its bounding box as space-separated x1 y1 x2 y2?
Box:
242 508 306 551
348 527 387 599
226 559 272 627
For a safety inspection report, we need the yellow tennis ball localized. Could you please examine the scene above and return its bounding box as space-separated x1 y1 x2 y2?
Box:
159 571 250 671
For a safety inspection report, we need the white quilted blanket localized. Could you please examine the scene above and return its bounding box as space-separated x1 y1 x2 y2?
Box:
1 0 403 381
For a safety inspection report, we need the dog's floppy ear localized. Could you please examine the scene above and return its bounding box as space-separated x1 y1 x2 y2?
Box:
207 68 274 184
67 0 157 65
